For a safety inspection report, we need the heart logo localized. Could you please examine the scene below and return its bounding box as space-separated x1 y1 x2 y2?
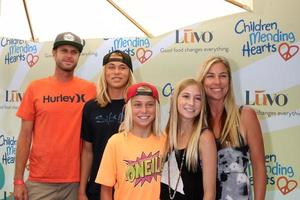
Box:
278 42 299 61
26 53 39 67
136 48 153 64
276 176 298 195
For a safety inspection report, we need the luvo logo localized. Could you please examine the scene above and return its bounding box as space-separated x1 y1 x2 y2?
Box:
245 90 288 106
5 90 23 102
175 29 213 43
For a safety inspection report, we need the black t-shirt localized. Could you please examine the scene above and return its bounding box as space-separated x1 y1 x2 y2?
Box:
160 149 204 200
81 98 125 194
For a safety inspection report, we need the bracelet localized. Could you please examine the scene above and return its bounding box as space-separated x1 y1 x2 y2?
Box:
14 179 25 185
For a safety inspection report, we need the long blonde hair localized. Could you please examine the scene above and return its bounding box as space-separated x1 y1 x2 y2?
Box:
95 67 135 107
197 56 240 147
166 78 207 172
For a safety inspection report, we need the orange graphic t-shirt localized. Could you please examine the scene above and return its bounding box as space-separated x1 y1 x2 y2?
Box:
96 131 166 200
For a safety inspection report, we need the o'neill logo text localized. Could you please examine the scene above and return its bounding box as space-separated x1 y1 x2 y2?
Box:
245 90 288 106
124 151 162 187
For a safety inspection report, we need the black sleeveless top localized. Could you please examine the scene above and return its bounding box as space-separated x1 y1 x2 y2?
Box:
160 149 204 200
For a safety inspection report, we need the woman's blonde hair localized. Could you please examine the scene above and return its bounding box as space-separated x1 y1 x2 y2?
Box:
197 56 240 147
119 86 161 136
95 67 135 107
166 78 207 172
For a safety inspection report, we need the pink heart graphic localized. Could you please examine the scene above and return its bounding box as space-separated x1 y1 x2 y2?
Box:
136 48 153 64
277 176 298 195
26 53 39 67
278 42 299 61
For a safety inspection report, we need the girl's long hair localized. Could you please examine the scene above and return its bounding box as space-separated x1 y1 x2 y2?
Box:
166 78 207 172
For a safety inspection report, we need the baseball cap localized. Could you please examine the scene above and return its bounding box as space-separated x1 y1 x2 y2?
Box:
126 82 159 103
103 50 133 71
53 32 85 53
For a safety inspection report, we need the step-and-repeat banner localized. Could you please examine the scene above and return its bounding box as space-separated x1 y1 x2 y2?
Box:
0 0 299 199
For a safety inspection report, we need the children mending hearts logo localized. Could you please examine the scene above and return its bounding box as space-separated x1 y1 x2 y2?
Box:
26 53 39 68
276 176 298 195
278 42 299 61
136 48 152 64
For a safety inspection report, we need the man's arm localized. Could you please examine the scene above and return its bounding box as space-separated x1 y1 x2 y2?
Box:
78 141 93 200
13 119 33 200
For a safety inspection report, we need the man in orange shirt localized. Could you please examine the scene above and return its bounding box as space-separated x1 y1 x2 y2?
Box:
13 32 96 200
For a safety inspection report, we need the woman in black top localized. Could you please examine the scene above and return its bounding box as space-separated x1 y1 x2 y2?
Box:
160 78 217 200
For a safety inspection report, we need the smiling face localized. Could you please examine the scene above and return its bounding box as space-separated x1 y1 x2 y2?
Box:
177 84 202 121
203 62 230 102
120 83 161 135
53 45 80 72
105 54 130 90
131 95 156 131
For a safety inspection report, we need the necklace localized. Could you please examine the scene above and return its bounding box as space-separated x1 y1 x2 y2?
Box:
167 149 186 200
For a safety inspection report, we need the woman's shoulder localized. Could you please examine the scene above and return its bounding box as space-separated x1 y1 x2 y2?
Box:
239 106 261 144
239 106 259 123
199 127 217 154
201 127 214 135
239 105 256 114
200 128 215 142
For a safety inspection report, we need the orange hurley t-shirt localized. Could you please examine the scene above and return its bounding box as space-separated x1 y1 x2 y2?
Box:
16 76 96 182
95 131 166 200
